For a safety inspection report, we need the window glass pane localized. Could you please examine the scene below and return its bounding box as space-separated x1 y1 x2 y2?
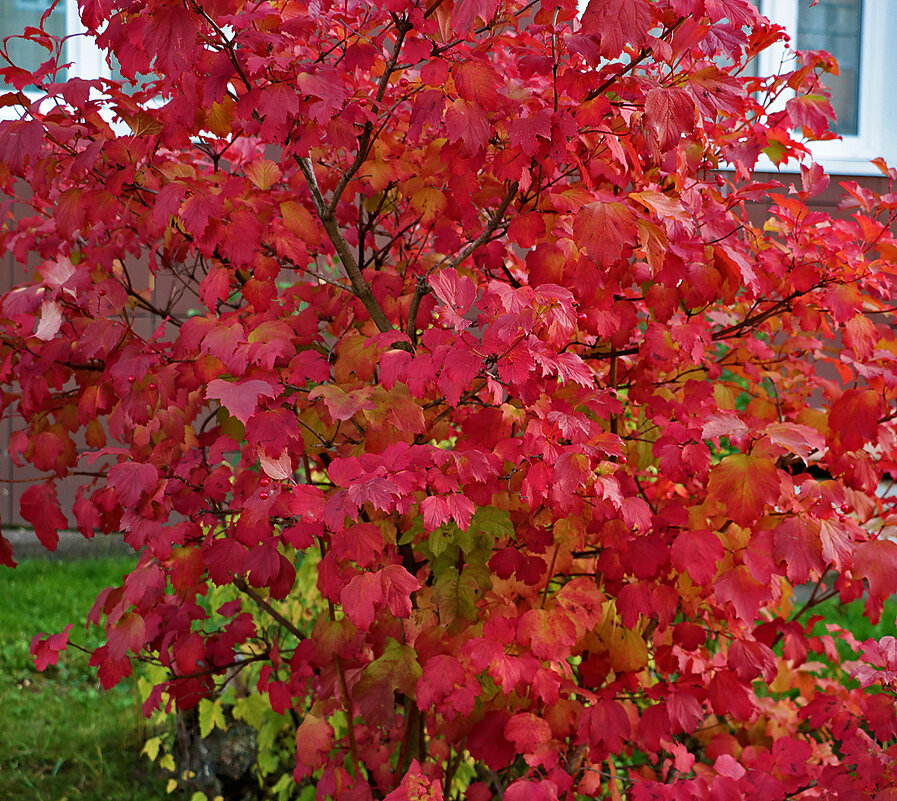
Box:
0 1 67 88
109 57 154 95
796 0 863 136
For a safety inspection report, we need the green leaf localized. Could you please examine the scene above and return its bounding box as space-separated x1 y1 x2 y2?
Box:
433 566 481 623
428 523 459 557
198 697 227 738
355 638 422 702
468 506 514 539
232 693 270 729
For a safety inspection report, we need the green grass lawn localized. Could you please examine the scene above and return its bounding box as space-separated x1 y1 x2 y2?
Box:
0 556 168 801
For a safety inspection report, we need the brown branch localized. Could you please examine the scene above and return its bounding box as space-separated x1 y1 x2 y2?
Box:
335 653 360 776
395 702 419 787
584 291 804 361
233 576 306 642
402 180 518 345
297 156 394 333
406 277 430 346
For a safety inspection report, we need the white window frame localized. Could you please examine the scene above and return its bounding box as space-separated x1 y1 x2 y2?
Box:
61 0 110 82
754 0 896 175
0 0 110 119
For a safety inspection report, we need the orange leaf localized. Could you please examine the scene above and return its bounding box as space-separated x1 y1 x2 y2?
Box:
707 454 779 525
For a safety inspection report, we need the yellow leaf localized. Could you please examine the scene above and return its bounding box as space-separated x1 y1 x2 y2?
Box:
119 109 163 136
142 736 161 762
279 200 318 241
410 187 446 225
713 383 737 410
245 158 282 191
206 98 234 137
198 697 226 738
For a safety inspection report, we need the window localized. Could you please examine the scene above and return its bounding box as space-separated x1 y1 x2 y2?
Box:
1 0 68 83
794 0 862 136
756 0 896 174
0 0 109 93
574 0 895 174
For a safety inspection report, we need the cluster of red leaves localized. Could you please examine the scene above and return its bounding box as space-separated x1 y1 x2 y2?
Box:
7 0 897 798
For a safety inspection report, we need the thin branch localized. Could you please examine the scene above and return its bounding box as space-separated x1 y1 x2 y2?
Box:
233 576 306 642
402 180 518 344
444 181 519 273
395 702 419 787
326 16 411 216
584 17 686 102
335 653 361 776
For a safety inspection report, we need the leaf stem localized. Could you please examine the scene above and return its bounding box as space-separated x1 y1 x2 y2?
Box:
334 653 360 777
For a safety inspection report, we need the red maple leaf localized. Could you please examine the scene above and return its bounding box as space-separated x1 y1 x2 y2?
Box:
644 88 696 152
518 607 579 661
108 462 160 507
708 669 754 721
829 388 882 453
340 570 384 631
581 0 652 58
245 409 303 456
207 378 280 424
671 530 724 585
445 99 489 152
308 385 375 422
30 624 73 671
141 3 199 75
504 712 552 754
429 268 477 332
380 564 421 619
107 611 147 661
715 566 773 622
294 714 333 781
450 0 499 34
466 711 516 770
853 540 897 601
0 119 43 172
773 517 825 583
573 201 637 267
20 483 67 551
0 531 15 568
578 698 631 754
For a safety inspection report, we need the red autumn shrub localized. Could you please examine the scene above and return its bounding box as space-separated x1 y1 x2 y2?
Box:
5 1 897 798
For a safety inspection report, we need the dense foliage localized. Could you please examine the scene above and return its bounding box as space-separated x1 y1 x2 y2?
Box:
4 0 897 797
